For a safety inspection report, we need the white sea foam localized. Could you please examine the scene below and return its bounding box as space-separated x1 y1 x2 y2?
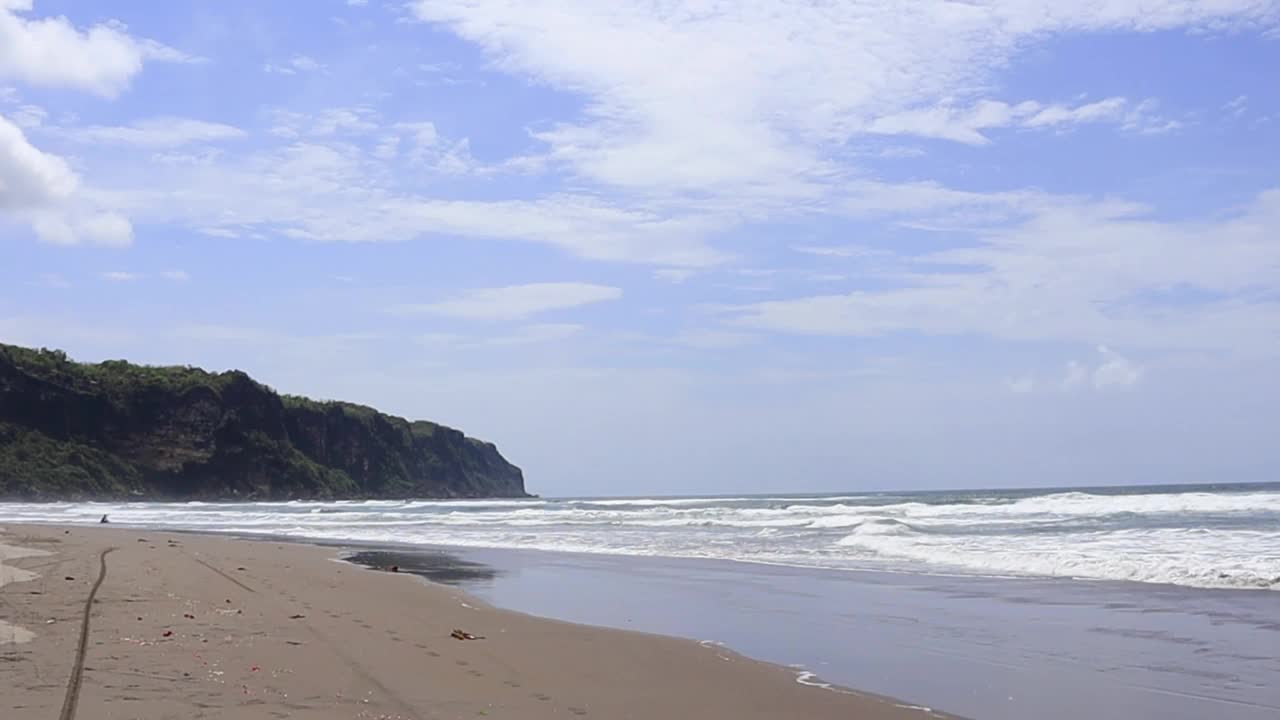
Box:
2 487 1277 591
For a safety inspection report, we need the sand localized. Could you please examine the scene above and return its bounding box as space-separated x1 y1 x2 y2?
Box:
0 524 950 720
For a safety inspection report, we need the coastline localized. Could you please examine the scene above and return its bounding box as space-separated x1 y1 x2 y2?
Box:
0 523 951 719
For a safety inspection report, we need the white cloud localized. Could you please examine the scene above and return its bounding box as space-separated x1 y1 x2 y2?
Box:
30 210 131 246
90 137 729 264
8 103 43 128
392 282 622 321
793 244 893 260
0 112 76 209
102 270 141 282
269 107 379 137
347 0 369 6
265 55 327 75
878 145 926 158
728 189 1280 354
289 55 323 72
75 211 133 246
71 117 246 148
1092 346 1143 390
866 97 1167 145
161 270 190 282
409 0 1270 196
1224 95 1249 118
1059 347 1144 391
0 1 191 97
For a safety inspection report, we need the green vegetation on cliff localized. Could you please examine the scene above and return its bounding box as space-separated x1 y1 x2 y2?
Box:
0 343 527 500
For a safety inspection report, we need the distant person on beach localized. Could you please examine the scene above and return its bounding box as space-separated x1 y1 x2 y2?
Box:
100 514 109 524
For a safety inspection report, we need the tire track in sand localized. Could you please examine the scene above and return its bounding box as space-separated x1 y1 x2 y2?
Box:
59 546 115 720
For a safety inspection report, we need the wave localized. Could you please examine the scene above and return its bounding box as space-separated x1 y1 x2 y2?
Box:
2 486 1277 591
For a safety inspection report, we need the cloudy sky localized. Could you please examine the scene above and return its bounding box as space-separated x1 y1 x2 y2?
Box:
2 0 1277 496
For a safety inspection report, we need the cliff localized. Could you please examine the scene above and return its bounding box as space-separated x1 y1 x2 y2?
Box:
0 343 528 500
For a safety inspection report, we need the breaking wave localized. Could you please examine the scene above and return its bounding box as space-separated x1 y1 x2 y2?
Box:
1 483 1277 591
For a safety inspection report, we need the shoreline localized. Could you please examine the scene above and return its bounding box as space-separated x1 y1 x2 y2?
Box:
1 523 953 719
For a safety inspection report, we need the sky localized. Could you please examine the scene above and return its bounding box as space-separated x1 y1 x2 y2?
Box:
1 0 1278 497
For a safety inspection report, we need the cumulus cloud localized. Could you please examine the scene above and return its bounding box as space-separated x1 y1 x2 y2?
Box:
1007 348 1143 394
1092 346 1144 390
0 1 192 97
29 210 132 246
391 282 623 321
0 112 76 209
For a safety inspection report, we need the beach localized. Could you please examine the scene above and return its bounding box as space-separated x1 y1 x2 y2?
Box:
0 524 944 720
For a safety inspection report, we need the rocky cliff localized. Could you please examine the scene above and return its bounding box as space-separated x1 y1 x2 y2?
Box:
0 343 527 500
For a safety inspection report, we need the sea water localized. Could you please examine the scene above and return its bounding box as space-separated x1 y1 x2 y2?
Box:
3 482 1279 718
2 482 1277 591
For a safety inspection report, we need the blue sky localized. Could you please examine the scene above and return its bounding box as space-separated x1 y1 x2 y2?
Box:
1 0 1278 496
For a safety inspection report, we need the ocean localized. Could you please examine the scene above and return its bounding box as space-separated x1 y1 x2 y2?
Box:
2 481 1279 718
2 482 1277 591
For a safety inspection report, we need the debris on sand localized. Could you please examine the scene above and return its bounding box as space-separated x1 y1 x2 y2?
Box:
451 629 485 641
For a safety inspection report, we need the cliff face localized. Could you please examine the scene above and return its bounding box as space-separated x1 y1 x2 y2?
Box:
0 344 527 500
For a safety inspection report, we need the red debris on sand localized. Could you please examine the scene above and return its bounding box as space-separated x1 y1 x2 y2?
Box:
183 613 195 619
162 630 174 637
389 565 399 573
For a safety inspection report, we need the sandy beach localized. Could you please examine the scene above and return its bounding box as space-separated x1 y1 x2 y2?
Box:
0 524 946 720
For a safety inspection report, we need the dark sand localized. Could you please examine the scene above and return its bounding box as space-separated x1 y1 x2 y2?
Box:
1 525 949 719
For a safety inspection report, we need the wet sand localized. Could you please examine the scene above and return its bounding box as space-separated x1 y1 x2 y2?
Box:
0 524 948 719
438 546 1280 720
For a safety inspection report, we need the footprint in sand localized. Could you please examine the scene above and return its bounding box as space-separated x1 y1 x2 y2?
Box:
532 693 551 702
569 707 589 716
